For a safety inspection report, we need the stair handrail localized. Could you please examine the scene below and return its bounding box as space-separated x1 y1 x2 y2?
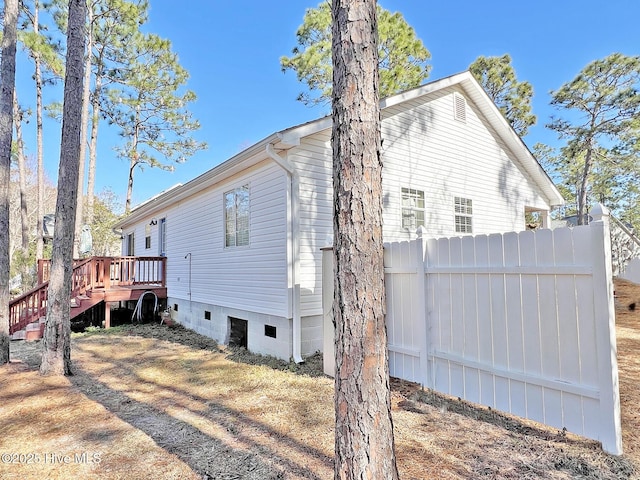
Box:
9 281 49 335
10 257 94 335
11 256 168 335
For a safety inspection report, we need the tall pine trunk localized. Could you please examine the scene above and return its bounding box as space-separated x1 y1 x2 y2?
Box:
40 0 87 376
125 117 139 213
0 0 19 365
331 1 399 478
73 4 94 258
86 69 103 225
34 0 45 262
577 137 595 226
13 91 31 289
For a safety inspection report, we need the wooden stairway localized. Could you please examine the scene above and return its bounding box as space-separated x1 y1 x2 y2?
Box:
10 256 167 341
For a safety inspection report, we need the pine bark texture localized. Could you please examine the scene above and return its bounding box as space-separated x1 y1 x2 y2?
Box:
40 0 87 376
0 0 19 365
14 97 29 251
87 70 102 225
331 1 399 479
13 92 31 288
73 5 94 257
34 0 45 261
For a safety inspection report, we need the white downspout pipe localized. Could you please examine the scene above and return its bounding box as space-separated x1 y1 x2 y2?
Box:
266 144 303 363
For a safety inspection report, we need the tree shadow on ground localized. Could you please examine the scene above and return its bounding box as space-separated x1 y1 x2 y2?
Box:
68 338 334 480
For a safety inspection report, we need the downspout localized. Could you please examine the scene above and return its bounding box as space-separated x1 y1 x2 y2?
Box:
266 143 303 363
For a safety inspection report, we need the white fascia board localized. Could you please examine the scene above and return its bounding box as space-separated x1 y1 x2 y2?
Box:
380 71 473 109
277 117 332 146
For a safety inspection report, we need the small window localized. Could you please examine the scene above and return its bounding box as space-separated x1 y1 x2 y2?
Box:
173 303 179 312
401 187 425 230
454 93 466 123
224 185 250 247
264 325 277 338
204 310 211 320
455 196 473 234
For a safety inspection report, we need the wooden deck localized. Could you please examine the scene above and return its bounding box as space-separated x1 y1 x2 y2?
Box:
10 256 168 336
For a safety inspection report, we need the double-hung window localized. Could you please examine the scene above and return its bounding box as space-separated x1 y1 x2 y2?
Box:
401 187 425 230
454 196 473 233
225 185 250 247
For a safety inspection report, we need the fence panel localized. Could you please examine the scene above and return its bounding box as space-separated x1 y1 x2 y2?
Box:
383 238 424 383
383 215 622 454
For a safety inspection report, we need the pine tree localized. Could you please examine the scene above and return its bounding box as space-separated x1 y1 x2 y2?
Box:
331 0 399 478
106 31 206 212
548 53 640 225
0 0 19 365
40 0 87 376
470 54 536 137
283 1 430 106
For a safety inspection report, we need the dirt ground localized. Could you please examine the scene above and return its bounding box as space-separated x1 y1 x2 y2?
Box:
1 279 639 479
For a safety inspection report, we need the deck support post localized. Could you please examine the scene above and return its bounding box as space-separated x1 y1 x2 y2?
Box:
104 301 112 329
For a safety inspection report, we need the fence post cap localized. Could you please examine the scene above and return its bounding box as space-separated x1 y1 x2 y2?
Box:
416 226 426 238
591 203 610 222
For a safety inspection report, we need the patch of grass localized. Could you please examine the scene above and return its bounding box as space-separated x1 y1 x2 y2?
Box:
73 323 221 352
225 346 325 378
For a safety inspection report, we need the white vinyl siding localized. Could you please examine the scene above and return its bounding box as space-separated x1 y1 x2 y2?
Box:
123 161 289 318
290 132 334 318
118 82 555 333
292 86 553 317
380 87 549 242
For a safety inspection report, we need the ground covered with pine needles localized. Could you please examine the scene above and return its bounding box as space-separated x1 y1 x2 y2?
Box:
1 279 639 479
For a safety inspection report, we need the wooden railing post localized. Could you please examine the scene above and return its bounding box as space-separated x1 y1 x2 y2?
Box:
10 255 168 334
103 258 111 290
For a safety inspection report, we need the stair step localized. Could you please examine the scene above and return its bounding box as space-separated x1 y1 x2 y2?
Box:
25 321 44 341
11 331 26 341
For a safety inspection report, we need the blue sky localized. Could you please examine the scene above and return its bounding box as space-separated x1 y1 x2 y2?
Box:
14 0 640 210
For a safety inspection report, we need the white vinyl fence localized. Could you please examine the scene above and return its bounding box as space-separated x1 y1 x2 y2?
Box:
323 208 622 454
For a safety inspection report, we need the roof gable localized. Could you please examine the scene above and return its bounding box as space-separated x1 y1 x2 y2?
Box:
117 72 563 229
281 71 563 207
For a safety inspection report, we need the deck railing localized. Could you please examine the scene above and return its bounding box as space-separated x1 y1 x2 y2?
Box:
11 256 167 334
9 281 49 335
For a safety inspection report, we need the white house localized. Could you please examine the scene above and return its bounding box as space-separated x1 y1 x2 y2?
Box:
114 71 564 361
